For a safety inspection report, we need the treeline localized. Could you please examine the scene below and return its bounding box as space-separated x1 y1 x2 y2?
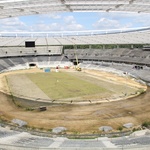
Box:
63 44 144 50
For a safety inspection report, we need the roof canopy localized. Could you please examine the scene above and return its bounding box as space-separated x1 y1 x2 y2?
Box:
0 0 149 19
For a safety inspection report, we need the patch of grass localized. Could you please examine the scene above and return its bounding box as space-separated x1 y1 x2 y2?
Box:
27 72 109 100
15 102 23 108
117 126 123 131
136 89 146 94
132 127 141 132
39 127 44 130
142 121 150 128
48 129 52 132
25 107 34 111
31 126 35 130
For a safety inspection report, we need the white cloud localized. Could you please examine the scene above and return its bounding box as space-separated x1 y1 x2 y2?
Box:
31 22 84 32
29 15 84 31
0 17 28 32
40 13 61 19
63 16 84 31
31 23 62 32
64 16 76 24
92 18 131 29
0 12 149 32
0 15 84 32
65 23 84 31
96 12 150 28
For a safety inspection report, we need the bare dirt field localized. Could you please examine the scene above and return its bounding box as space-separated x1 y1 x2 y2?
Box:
0 68 149 134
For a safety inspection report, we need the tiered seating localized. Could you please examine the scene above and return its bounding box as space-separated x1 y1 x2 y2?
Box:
2 58 15 67
0 46 63 57
22 57 35 62
80 62 150 83
0 54 72 72
9 57 25 65
61 139 105 148
15 137 54 147
0 59 12 68
46 37 61 45
37 56 49 62
0 28 150 46
111 136 150 148
3 37 28 47
64 48 150 66
0 130 19 139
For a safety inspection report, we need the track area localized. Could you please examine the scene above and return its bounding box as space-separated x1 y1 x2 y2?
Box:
0 68 149 134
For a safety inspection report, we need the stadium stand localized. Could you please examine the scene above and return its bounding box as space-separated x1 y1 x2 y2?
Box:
80 62 150 84
0 54 72 72
0 47 150 85
0 28 150 46
64 48 150 66
0 125 150 150
0 46 63 57
111 135 150 148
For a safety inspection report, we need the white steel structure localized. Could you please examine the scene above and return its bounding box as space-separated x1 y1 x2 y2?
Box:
0 1 149 45
0 0 149 19
0 27 150 46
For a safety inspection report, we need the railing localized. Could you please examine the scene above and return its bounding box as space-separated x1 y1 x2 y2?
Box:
0 27 149 37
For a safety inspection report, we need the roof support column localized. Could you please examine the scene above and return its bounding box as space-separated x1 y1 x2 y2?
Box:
89 45 91 49
131 45 134 49
103 45 105 49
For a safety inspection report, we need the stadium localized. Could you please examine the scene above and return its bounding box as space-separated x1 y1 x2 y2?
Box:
0 0 150 150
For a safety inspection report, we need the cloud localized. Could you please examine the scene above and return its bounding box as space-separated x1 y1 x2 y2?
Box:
63 16 84 30
64 23 83 31
31 23 62 32
93 18 120 29
29 15 84 31
32 15 84 31
0 17 28 32
96 12 150 28
0 15 84 32
64 16 76 24
0 12 149 32
92 17 132 29
40 13 62 19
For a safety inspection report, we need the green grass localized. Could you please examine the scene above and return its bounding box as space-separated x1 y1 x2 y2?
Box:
26 72 108 100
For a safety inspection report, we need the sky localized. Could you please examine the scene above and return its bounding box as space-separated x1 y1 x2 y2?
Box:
0 12 150 32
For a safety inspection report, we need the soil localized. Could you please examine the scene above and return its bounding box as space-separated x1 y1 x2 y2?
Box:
0 68 149 134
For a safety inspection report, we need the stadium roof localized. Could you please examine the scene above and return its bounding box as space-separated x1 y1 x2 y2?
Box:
0 0 149 19
0 0 149 45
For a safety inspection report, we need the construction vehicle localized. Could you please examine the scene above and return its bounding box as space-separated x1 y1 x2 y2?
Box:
76 66 82 71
